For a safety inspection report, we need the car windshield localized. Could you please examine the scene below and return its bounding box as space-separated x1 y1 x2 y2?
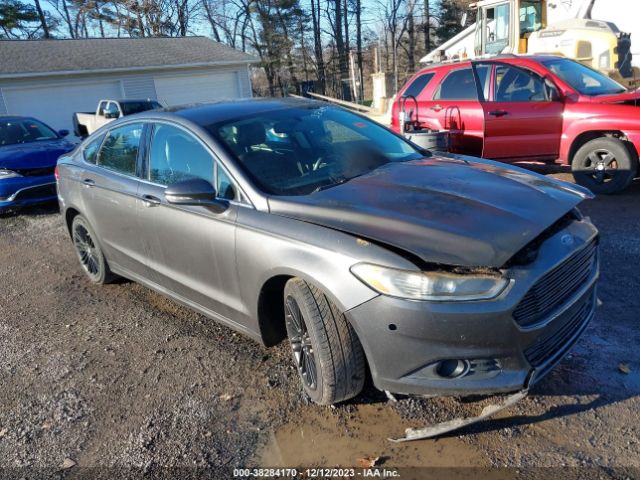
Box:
542 58 627 96
207 105 423 196
0 119 58 146
120 101 162 116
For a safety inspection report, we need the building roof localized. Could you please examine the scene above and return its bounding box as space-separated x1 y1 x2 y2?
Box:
0 36 257 78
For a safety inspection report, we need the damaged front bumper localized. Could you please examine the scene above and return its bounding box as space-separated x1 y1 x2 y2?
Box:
347 217 599 398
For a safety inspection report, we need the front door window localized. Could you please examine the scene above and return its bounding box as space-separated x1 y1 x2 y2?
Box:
149 124 214 185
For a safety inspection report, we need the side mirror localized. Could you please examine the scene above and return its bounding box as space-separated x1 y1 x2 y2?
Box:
165 178 228 213
58 129 70 137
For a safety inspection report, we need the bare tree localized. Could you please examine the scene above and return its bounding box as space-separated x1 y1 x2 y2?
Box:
310 0 326 93
423 0 430 52
355 0 363 101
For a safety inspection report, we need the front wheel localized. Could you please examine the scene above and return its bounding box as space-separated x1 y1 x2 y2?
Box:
71 215 117 284
284 278 365 405
572 137 638 195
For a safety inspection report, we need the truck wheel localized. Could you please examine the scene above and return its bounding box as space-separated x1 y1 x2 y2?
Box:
283 278 365 405
572 137 638 194
71 215 117 284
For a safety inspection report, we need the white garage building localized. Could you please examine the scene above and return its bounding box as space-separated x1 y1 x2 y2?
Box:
0 37 256 137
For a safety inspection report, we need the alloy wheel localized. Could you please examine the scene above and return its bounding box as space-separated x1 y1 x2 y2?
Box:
584 148 619 185
285 295 318 391
73 223 100 277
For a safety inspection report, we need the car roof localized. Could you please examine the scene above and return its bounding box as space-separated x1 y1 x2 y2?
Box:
418 54 564 73
139 97 331 126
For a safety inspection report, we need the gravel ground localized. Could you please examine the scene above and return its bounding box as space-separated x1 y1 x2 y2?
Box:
0 176 639 479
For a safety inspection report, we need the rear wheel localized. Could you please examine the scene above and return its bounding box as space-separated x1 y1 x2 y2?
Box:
284 278 365 405
572 137 638 195
71 215 116 284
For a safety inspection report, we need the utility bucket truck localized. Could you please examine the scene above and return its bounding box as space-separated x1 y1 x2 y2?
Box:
470 0 639 88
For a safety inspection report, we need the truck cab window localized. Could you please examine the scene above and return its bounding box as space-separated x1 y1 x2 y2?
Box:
104 102 120 118
520 1 543 35
485 4 511 54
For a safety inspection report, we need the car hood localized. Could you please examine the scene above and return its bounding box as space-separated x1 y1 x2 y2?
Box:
268 156 592 268
0 139 75 170
588 89 640 104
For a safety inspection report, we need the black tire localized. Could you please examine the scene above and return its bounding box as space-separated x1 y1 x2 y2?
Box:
71 215 117 284
283 278 365 405
572 137 638 195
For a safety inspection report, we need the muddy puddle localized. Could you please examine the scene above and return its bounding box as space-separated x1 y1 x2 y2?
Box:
256 403 490 469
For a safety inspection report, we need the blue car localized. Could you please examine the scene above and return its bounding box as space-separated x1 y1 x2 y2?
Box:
0 116 76 212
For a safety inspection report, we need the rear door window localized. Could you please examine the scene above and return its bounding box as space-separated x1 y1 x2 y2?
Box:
403 72 436 98
98 123 143 176
434 68 478 100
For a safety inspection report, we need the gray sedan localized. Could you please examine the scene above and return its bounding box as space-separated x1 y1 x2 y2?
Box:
56 99 599 405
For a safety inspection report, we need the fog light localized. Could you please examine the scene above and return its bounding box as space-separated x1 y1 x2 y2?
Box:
435 359 470 379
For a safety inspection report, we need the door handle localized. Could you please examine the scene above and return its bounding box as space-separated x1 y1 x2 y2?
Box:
82 178 95 188
141 194 161 207
430 105 443 112
488 110 509 117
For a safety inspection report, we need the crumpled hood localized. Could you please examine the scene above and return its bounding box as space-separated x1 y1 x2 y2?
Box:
268 156 592 268
0 139 75 170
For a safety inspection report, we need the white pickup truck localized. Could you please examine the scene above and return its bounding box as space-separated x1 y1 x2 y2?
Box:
73 99 162 138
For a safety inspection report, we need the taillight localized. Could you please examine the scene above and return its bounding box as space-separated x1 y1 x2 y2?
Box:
54 165 60 181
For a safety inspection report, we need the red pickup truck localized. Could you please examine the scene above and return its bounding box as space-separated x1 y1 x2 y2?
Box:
392 55 640 194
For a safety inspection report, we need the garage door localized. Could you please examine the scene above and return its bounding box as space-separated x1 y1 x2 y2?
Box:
3 80 122 139
154 71 240 106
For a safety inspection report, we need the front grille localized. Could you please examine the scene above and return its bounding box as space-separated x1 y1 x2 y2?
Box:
15 166 55 177
13 184 57 201
524 290 594 368
514 239 598 328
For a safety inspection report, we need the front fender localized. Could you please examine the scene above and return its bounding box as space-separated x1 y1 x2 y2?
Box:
560 106 640 161
234 207 418 336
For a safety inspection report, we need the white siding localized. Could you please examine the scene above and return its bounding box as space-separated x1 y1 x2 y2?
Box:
154 70 239 106
0 64 253 136
122 75 158 100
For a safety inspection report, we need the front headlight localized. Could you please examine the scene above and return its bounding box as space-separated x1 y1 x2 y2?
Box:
350 263 509 301
0 169 21 179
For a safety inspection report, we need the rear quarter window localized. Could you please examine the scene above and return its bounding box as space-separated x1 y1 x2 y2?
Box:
434 68 478 101
83 134 105 164
403 72 436 98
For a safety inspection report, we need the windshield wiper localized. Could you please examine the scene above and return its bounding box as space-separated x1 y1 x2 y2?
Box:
312 177 353 193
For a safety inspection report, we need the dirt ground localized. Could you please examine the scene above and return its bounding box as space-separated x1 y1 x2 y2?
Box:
0 175 639 479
